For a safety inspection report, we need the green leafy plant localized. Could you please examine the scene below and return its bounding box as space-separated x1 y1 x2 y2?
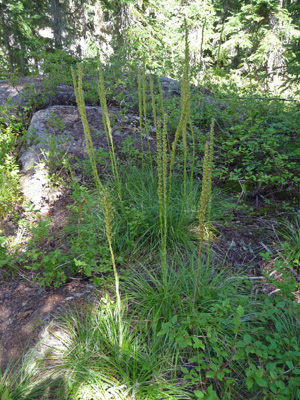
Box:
0 110 23 220
0 154 21 219
157 271 300 399
194 86 300 193
14 214 68 286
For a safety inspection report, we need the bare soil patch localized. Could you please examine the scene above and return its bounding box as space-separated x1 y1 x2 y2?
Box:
0 277 96 372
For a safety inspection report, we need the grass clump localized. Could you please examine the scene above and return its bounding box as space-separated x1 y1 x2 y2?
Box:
36 298 190 400
280 212 300 268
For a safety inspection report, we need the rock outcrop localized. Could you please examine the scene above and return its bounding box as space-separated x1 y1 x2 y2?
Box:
18 105 155 214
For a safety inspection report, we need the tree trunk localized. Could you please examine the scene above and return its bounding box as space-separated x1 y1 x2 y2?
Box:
51 0 64 49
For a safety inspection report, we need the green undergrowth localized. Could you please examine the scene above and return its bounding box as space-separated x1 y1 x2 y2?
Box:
159 84 300 193
0 107 24 219
1 29 300 400
2 262 300 399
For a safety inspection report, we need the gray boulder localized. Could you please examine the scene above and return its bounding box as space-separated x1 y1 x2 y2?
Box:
160 76 181 96
18 104 155 214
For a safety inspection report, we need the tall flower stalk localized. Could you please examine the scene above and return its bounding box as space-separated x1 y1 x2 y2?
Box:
103 188 122 346
206 119 214 268
156 118 165 280
193 120 214 306
181 19 190 215
72 66 103 195
97 54 124 213
156 112 168 285
138 64 144 173
142 55 153 173
72 65 122 345
168 21 190 205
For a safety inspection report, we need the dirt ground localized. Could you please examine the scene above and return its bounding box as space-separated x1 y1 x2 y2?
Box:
0 276 97 372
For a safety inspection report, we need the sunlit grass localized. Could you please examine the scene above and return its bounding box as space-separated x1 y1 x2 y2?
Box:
34 297 191 400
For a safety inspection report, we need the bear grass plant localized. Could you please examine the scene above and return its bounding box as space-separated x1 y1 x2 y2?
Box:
2 30 300 400
66 166 230 262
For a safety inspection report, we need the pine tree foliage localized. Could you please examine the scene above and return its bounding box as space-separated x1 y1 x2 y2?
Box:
1 0 300 84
